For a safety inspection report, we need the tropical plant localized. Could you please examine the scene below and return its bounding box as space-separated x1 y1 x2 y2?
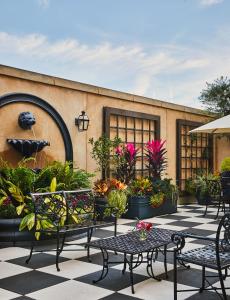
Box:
149 192 165 208
35 161 94 191
105 189 127 218
145 139 167 180
199 76 230 116
93 179 110 197
89 135 121 179
114 143 139 184
221 157 230 172
129 178 152 196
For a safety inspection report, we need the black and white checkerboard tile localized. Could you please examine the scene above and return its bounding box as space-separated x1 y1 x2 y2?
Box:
0 205 229 300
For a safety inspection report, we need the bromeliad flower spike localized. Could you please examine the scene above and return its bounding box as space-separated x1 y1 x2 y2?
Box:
114 143 139 184
145 139 167 180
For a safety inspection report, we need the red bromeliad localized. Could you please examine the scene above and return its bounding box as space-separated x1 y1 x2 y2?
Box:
114 143 139 184
145 139 167 180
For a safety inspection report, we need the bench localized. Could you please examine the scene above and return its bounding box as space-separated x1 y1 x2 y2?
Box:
25 189 117 271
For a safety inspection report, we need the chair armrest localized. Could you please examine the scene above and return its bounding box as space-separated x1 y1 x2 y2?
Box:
180 232 216 242
171 232 216 251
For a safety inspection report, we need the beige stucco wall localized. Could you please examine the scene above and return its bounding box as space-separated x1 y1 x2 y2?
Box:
1 64 226 182
214 136 230 172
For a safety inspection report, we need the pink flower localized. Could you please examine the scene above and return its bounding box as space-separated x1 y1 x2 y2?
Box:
136 221 152 231
125 143 138 161
115 146 123 156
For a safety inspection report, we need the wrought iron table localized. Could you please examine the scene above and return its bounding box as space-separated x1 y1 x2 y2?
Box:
89 227 177 294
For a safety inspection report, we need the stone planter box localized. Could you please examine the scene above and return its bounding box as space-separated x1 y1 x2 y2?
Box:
123 195 177 219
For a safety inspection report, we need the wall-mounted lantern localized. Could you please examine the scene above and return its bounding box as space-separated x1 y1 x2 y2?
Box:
75 111 89 131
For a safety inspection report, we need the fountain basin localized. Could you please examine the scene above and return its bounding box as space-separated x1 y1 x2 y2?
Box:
7 139 50 157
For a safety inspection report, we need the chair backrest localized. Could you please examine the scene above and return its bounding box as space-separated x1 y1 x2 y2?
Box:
30 191 66 226
63 189 94 225
216 213 230 256
207 179 222 200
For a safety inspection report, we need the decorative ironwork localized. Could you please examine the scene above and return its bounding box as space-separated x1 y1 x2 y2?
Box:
174 214 230 300
89 227 174 294
103 107 160 178
176 119 213 191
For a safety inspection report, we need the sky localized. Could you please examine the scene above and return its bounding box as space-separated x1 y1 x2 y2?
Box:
0 0 229 109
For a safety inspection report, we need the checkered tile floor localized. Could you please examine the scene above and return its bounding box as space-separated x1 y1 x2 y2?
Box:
0 205 229 300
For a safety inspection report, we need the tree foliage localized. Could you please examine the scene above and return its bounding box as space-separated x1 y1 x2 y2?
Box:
199 76 230 116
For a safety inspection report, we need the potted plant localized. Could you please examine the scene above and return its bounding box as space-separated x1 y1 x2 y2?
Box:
149 178 178 216
144 139 177 216
191 173 220 205
113 143 139 184
89 135 121 179
104 179 128 219
0 158 94 242
124 178 153 219
220 157 230 199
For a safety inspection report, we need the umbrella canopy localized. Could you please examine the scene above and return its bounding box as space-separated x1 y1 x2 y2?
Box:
189 114 230 134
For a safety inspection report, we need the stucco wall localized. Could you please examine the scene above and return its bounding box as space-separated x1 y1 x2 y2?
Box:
0 65 224 182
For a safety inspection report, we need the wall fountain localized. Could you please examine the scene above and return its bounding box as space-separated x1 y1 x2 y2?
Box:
6 111 50 157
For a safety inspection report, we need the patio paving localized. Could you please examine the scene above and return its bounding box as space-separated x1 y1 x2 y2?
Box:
0 204 229 300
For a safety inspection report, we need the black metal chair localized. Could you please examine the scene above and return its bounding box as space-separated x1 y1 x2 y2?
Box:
26 189 117 271
203 179 222 218
172 213 230 300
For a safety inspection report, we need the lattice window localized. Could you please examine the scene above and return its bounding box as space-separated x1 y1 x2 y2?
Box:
103 107 160 178
176 120 213 191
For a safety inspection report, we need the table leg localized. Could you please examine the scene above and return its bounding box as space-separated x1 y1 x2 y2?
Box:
122 253 127 274
163 245 168 279
93 248 109 283
146 250 161 281
128 254 135 294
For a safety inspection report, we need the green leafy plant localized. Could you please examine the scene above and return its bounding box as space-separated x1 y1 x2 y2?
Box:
199 76 230 116
89 135 121 179
149 192 165 208
105 189 127 218
221 157 230 172
35 161 94 191
129 178 152 196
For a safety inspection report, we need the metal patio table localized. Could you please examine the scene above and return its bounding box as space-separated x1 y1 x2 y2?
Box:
89 227 177 294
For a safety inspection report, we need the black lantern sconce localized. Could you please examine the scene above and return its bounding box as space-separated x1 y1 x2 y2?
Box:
75 111 90 131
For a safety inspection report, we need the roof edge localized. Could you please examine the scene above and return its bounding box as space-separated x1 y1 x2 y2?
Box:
0 64 214 117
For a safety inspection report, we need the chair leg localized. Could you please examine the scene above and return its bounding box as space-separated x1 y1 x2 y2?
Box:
174 250 177 300
87 228 93 262
218 268 227 300
25 239 34 264
199 266 205 293
203 205 208 217
56 229 60 272
215 199 222 219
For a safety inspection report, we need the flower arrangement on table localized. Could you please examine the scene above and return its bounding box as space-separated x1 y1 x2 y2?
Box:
135 220 152 241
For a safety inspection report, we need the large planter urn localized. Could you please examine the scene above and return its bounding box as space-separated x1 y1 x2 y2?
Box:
124 195 153 219
195 190 212 206
123 194 177 220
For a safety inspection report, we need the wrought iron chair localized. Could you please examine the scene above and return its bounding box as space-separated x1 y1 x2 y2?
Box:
26 189 117 271
203 179 222 218
172 213 230 300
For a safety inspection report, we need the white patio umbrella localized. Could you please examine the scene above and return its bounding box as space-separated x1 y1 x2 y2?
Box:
189 114 230 134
